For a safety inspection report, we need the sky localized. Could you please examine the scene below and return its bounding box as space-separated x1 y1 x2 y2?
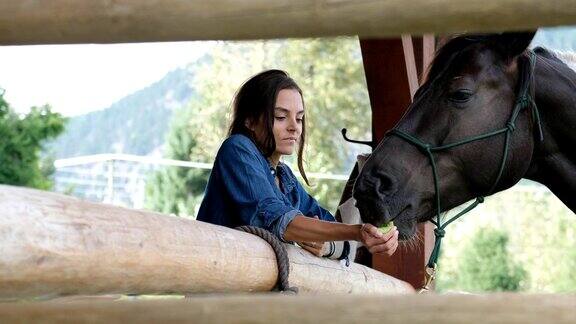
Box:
0 41 212 116
0 26 573 118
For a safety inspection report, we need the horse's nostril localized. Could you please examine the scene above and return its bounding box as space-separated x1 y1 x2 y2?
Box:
354 169 398 200
374 172 397 196
352 179 367 197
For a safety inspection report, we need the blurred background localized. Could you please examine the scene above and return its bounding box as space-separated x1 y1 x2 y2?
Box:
1 26 574 293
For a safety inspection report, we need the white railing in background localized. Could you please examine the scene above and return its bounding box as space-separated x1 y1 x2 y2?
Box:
53 153 547 211
53 154 350 209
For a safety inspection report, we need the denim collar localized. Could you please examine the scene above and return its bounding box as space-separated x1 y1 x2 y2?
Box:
269 160 296 194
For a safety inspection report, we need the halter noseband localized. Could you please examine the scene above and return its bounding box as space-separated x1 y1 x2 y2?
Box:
388 50 542 292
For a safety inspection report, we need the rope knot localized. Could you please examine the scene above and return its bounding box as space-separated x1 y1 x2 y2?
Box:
506 122 516 132
516 96 530 108
434 228 446 238
421 144 433 154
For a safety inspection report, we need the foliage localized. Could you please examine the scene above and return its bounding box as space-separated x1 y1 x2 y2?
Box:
0 90 66 190
145 107 209 217
150 39 372 217
436 183 576 293
452 227 526 292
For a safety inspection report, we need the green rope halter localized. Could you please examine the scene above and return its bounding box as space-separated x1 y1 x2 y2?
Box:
389 50 542 275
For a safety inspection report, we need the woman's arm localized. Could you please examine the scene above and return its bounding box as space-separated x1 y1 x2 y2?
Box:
284 215 400 257
283 215 362 242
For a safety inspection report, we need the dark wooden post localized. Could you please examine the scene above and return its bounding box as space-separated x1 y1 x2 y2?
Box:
359 35 436 290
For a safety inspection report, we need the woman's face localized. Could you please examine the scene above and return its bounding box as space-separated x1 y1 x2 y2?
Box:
272 89 304 155
248 88 304 157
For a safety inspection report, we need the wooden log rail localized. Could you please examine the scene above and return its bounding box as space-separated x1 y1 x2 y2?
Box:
0 185 413 299
0 293 575 323
0 0 575 45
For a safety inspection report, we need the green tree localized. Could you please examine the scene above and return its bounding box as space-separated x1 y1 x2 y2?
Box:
145 107 209 217
436 185 576 293
0 90 66 190
454 227 527 292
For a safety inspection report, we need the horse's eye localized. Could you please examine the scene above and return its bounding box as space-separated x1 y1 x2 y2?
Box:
448 90 473 104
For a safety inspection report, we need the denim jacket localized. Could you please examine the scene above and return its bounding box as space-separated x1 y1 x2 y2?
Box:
197 134 335 240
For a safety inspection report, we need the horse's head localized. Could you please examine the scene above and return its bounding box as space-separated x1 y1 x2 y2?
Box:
354 32 538 239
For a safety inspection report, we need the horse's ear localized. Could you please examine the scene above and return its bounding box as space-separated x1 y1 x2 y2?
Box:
490 31 537 59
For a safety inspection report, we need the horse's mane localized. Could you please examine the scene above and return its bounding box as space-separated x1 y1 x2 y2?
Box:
421 35 534 95
532 46 576 88
422 35 489 86
421 36 576 97
548 49 576 72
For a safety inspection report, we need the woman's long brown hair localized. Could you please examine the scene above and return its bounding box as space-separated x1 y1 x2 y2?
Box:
228 69 310 185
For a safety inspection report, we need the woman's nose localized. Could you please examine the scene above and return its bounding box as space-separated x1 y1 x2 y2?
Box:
287 118 298 131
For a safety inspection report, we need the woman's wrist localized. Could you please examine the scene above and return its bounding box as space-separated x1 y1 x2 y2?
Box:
353 224 363 242
331 223 362 241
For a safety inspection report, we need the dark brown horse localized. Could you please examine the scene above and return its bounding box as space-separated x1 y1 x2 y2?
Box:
353 32 576 241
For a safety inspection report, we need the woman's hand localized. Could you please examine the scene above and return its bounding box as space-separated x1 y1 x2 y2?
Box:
297 241 326 257
359 223 399 256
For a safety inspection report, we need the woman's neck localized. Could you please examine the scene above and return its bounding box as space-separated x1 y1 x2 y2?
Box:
269 152 281 169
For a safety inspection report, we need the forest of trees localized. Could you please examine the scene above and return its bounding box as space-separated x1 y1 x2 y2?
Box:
146 38 373 217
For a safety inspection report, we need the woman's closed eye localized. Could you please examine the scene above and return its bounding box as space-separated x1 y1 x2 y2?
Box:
275 115 303 122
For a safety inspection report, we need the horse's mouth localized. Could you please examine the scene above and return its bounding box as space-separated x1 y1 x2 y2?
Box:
394 216 418 241
412 201 436 223
356 199 416 240
355 199 392 226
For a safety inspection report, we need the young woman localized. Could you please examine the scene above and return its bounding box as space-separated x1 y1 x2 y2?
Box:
197 69 398 258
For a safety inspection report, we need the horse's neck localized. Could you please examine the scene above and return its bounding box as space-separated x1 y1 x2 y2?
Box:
525 55 576 212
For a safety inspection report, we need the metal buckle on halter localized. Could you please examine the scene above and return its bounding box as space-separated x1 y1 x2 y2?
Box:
419 265 437 294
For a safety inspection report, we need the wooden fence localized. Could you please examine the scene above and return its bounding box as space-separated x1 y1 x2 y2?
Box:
0 0 575 44
0 185 413 299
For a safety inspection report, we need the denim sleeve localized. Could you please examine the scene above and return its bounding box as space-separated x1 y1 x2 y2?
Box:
216 137 302 240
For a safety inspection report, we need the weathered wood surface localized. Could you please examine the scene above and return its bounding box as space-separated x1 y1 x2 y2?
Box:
0 293 575 323
0 0 575 45
0 185 413 299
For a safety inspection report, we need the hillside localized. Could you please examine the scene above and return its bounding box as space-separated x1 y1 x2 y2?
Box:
48 63 199 158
